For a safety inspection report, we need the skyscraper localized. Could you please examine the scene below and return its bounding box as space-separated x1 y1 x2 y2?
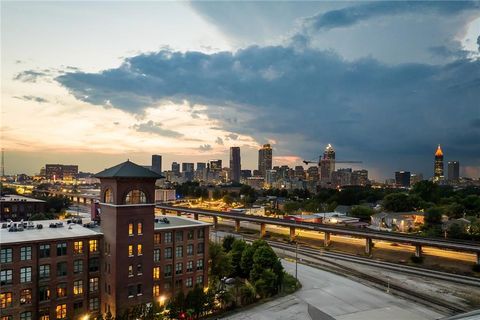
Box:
320 144 335 182
209 159 222 173
151 155 162 174
434 145 444 182
229 147 241 183
258 144 273 177
448 161 460 182
171 162 180 176
395 171 411 188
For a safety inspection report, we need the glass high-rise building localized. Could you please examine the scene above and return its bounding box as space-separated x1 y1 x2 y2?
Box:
395 171 411 188
151 155 162 174
258 144 273 177
448 161 459 182
229 147 241 183
433 145 444 182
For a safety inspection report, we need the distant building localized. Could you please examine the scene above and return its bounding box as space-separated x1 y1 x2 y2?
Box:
45 164 78 180
245 177 264 190
370 212 424 232
306 166 319 182
155 189 176 202
448 161 460 182
209 159 222 173
171 162 180 176
332 168 352 187
351 170 369 186
410 173 423 185
395 171 411 188
195 162 207 181
320 144 335 183
258 144 272 177
151 155 162 174
294 166 305 180
240 170 252 180
229 147 241 183
0 195 46 221
433 145 444 182
265 170 277 188
181 163 195 181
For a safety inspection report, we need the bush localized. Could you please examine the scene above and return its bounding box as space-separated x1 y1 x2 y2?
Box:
281 272 300 294
473 264 480 272
410 255 424 264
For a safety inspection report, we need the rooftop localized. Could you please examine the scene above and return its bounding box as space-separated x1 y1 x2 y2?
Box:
95 160 163 179
154 216 211 230
0 194 46 203
1 220 102 244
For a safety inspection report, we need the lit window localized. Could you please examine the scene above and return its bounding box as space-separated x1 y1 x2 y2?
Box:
39 310 50 320
153 284 160 297
128 223 133 236
20 267 32 283
137 244 143 256
154 234 161 244
73 280 83 295
0 292 13 309
74 241 83 254
128 265 133 277
0 248 12 263
89 277 99 292
153 267 160 279
55 304 67 319
124 190 147 204
128 245 133 257
104 189 113 203
89 240 98 253
20 247 32 261
20 289 32 305
137 222 143 235
56 283 67 298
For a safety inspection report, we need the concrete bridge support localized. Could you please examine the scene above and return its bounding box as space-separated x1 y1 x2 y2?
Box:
213 216 218 229
235 220 241 233
82 197 87 204
365 238 373 255
194 213 199 220
415 244 422 258
324 232 331 247
289 227 296 242
260 223 266 238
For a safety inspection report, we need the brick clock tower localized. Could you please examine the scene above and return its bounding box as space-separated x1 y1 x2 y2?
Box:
95 160 162 316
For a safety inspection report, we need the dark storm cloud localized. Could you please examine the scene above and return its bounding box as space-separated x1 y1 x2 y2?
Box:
132 120 183 138
302 1 480 33
14 95 49 103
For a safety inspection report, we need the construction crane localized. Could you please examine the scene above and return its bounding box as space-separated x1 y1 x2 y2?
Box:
302 159 362 165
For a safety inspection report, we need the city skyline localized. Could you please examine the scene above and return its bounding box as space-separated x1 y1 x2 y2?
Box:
2 2 480 180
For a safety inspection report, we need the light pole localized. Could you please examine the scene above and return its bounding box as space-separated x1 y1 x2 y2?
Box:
295 237 298 280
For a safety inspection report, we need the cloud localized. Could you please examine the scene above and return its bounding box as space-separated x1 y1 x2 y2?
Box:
14 95 49 103
14 70 48 83
215 137 224 145
478 35 480 51
199 144 212 152
226 133 238 140
132 120 183 138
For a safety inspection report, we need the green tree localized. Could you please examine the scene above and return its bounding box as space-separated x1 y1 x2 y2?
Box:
410 180 439 203
240 244 255 277
209 242 232 282
229 239 247 277
42 196 72 213
382 193 422 212
223 194 234 205
425 207 443 226
350 205 374 220
284 201 301 214
222 235 236 253
254 269 278 298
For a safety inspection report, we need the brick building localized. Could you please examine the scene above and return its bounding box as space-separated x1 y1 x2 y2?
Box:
1 195 46 221
0 161 210 319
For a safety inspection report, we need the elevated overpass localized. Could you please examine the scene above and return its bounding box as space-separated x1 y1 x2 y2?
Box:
157 204 480 264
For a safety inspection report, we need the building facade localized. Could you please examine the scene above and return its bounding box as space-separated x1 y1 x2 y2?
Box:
448 161 460 182
433 145 444 182
229 147 241 183
1 195 46 221
45 165 78 181
395 171 411 188
258 144 272 177
151 155 162 175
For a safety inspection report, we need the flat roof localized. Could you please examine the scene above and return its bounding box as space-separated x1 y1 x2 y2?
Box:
0 194 45 203
1 220 102 244
154 216 211 230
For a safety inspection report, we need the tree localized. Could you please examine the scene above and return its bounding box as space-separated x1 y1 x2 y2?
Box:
425 207 443 226
209 242 232 282
240 244 255 277
284 201 301 214
222 235 236 253
42 196 72 213
382 193 423 212
254 269 278 298
167 291 186 320
350 205 374 220
410 180 439 203
229 239 247 277
223 194 233 205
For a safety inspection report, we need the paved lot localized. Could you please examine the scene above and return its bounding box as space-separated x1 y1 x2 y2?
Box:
222 260 444 320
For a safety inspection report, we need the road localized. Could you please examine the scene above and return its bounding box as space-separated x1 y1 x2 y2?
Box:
223 260 443 320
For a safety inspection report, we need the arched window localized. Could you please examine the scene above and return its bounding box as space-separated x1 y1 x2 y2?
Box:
124 190 147 204
104 189 113 203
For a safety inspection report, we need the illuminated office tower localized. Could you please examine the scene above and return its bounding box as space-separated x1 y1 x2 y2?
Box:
433 145 444 182
258 144 273 177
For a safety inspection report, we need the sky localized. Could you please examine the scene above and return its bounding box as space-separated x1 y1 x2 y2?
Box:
1 1 480 181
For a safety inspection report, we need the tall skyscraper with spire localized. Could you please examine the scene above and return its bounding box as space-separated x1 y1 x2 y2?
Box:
258 144 273 177
434 144 444 182
320 143 336 183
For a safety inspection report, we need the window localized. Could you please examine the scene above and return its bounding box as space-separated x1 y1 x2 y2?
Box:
128 265 133 277
137 284 142 296
20 312 32 320
128 286 135 298
0 270 13 285
39 244 50 258
74 280 83 295
73 301 83 313
175 262 183 275
164 264 172 277
154 249 160 262
39 309 50 320
20 246 32 261
20 267 32 283
175 279 183 289
89 277 99 292
164 247 172 259
186 277 193 288
124 190 147 204
128 223 134 236
128 245 134 257
153 284 160 297
0 292 12 309
153 266 160 279
56 304 67 319
137 244 143 256
187 230 194 240
39 264 50 279
57 262 67 277
56 243 67 256
137 263 143 275
154 234 161 244
104 188 113 203
175 246 183 258
187 244 194 256
89 258 99 272
89 298 99 311
165 232 172 243
176 231 183 242
198 228 205 239
39 286 50 301
137 222 143 235
197 243 204 254
1 316 12 320
74 241 83 254
0 248 13 263
73 260 83 274
197 259 204 271
187 261 193 273
196 275 204 286
20 289 32 305
56 283 67 298
164 282 171 290
89 240 98 253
